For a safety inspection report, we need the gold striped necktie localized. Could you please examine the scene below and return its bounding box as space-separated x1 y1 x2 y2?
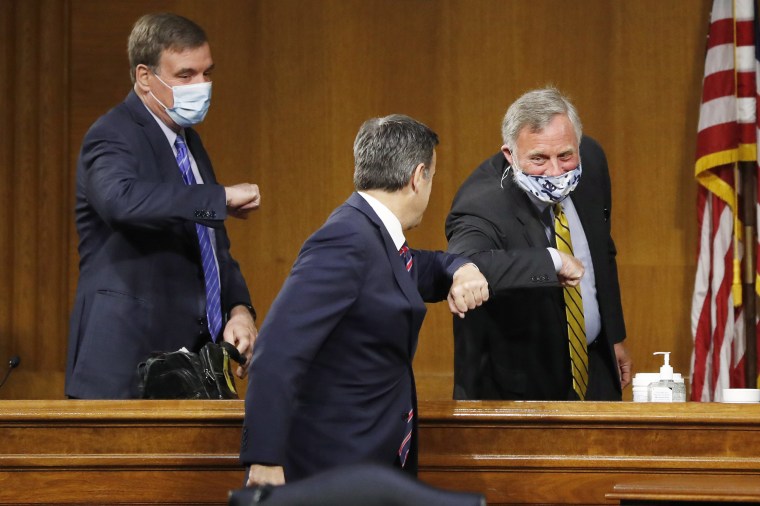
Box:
554 203 589 400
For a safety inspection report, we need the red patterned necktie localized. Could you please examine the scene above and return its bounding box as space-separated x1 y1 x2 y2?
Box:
399 243 413 273
398 241 413 466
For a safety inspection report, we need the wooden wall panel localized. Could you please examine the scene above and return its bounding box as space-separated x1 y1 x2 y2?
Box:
0 0 70 399
0 0 14 389
0 0 712 400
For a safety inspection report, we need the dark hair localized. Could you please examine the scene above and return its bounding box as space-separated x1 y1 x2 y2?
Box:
353 114 439 192
127 13 207 84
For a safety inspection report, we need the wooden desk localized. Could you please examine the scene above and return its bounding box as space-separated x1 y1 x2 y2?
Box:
2 400 760 505
0 400 244 505
417 401 760 505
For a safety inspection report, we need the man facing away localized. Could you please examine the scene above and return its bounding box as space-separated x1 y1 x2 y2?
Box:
241 114 489 485
67 13 260 399
446 87 632 401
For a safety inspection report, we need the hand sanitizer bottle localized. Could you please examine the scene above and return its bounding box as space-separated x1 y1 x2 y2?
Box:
672 373 687 402
648 352 675 402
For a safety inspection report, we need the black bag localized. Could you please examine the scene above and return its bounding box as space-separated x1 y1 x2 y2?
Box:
137 341 244 399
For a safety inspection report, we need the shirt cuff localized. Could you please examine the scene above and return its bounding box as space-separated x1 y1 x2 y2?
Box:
547 248 562 273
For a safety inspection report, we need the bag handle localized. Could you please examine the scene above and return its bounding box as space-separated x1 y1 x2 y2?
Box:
219 341 245 365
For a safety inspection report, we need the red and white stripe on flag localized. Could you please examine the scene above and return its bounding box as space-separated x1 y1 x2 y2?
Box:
691 0 758 402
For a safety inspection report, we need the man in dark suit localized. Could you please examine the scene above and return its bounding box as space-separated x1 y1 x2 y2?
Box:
241 115 489 486
446 87 632 401
66 13 260 399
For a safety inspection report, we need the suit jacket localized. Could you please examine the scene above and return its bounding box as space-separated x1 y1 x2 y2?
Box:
445 136 626 400
240 193 467 482
66 91 252 399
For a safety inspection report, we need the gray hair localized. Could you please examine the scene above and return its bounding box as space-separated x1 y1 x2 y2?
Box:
353 114 439 192
127 13 207 84
501 87 583 152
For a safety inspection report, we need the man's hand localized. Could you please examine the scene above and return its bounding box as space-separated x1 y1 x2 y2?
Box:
247 464 285 487
614 341 633 389
557 251 584 287
223 305 257 378
225 183 261 219
447 263 489 318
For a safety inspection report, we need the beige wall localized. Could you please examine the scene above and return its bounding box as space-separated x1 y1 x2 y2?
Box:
0 0 710 399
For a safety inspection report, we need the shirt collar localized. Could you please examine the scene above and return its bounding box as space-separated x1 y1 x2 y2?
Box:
142 101 183 147
357 192 406 251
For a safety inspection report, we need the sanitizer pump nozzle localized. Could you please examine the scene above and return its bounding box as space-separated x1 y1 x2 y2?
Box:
649 352 676 402
653 352 673 380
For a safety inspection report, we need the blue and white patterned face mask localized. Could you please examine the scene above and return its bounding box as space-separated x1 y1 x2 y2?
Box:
510 162 582 204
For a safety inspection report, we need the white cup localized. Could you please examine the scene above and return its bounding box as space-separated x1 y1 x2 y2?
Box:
721 388 760 403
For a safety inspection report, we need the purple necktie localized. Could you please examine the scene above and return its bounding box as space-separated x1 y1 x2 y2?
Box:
175 135 222 341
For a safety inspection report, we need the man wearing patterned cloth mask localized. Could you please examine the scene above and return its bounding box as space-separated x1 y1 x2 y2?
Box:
446 86 632 401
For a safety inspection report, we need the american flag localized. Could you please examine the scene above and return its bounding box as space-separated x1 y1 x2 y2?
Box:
690 0 758 401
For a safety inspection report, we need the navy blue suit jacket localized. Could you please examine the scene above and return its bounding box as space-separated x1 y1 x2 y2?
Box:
66 91 252 399
240 193 467 481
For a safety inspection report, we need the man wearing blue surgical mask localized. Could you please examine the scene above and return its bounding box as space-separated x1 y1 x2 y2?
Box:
66 13 261 399
446 87 632 401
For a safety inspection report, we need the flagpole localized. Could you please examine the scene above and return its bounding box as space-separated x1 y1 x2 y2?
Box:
741 160 757 386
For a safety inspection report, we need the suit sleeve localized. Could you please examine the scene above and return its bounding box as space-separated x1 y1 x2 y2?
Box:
241 220 364 466
80 121 228 230
411 249 469 302
446 212 559 294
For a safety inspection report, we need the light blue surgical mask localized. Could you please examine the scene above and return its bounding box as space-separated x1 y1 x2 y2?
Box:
509 160 582 204
150 72 212 127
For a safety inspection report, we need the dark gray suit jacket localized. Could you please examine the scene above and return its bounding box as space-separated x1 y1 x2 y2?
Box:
446 136 626 400
66 91 252 399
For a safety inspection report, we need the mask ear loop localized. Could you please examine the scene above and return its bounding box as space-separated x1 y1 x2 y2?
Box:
501 146 516 189
500 166 510 189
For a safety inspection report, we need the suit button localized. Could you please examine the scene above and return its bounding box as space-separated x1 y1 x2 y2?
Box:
198 317 207 326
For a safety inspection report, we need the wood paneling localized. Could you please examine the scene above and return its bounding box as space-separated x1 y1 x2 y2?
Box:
3 400 760 505
607 476 760 504
418 400 760 505
0 0 712 399
0 0 70 399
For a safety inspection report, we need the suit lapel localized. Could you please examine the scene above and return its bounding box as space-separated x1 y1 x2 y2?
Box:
185 129 217 185
503 173 567 323
504 177 551 248
346 192 423 314
124 91 198 246
125 91 186 185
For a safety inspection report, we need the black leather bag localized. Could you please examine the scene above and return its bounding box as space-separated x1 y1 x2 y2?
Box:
137 341 243 399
